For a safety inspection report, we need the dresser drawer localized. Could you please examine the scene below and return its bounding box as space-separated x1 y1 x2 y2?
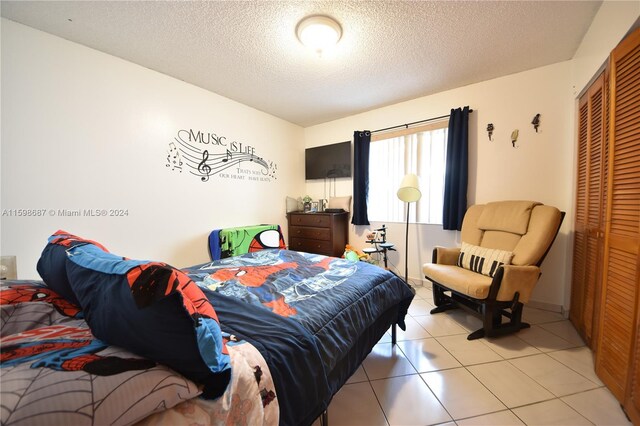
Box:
289 237 333 255
287 211 348 257
289 214 331 228
289 226 331 241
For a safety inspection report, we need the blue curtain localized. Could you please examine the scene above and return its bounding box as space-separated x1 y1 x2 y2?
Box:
443 106 470 230
351 130 371 225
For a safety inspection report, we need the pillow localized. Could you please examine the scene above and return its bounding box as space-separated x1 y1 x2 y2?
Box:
63 241 231 399
1 280 202 425
36 230 109 306
457 242 513 278
1 322 201 425
328 195 352 212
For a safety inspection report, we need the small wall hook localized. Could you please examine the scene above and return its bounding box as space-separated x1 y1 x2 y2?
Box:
486 123 494 141
511 129 519 148
532 114 541 132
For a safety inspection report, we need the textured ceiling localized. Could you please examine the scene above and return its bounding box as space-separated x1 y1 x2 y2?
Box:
1 1 602 127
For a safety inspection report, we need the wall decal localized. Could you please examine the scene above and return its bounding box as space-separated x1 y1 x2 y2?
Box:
486 123 494 141
166 129 278 182
166 142 183 172
511 129 519 148
532 114 541 132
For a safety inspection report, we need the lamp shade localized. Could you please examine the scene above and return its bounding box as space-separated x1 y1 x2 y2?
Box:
397 173 421 202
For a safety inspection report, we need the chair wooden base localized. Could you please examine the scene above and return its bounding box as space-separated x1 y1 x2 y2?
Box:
430 277 530 340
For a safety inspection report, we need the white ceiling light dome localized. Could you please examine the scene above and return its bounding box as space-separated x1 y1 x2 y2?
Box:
296 15 342 56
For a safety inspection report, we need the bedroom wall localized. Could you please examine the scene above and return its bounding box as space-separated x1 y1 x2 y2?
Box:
304 61 574 311
563 2 639 309
570 1 640 98
0 19 305 278
303 2 640 312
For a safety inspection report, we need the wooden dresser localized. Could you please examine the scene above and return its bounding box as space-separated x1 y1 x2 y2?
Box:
286 211 349 257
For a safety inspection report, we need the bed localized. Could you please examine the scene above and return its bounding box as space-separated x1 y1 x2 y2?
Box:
1 231 414 426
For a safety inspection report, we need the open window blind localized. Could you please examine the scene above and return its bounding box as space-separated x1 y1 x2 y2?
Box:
368 122 448 224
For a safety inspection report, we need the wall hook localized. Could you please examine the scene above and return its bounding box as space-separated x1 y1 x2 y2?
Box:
486 123 494 141
532 114 541 132
511 129 519 148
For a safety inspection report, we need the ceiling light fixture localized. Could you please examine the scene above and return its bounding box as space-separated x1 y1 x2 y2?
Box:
296 15 342 56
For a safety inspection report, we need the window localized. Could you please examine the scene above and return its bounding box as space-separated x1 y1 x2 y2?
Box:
368 121 448 224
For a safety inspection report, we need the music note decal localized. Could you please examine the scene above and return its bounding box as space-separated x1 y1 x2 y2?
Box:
165 142 183 172
166 128 278 183
198 150 212 181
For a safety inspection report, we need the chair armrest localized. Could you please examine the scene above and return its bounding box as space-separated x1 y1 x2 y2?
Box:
433 246 461 265
495 265 540 303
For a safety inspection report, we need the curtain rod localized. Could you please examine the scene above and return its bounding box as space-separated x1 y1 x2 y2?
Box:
371 108 473 134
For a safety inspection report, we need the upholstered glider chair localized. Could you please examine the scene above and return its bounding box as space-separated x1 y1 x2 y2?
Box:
423 201 564 340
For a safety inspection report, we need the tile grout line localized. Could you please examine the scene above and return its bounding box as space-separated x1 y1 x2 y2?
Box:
415 370 457 425
352 303 614 425
399 326 517 423
365 379 391 426
461 355 598 425
506 351 604 393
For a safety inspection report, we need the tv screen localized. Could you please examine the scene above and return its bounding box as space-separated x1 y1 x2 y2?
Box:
305 141 352 180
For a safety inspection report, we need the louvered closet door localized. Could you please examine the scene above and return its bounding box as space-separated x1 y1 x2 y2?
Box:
586 74 607 346
570 72 606 347
570 96 589 335
596 26 640 407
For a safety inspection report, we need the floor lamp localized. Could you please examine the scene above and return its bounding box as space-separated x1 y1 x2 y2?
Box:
397 173 421 286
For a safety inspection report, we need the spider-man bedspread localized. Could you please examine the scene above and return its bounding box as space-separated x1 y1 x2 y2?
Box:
183 249 415 426
1 248 413 426
0 280 278 426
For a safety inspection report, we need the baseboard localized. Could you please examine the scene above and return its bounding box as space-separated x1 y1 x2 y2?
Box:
409 277 433 288
390 273 426 288
409 278 424 287
527 299 565 315
417 277 432 288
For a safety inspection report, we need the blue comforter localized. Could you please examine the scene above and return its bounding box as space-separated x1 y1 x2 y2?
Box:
184 249 414 426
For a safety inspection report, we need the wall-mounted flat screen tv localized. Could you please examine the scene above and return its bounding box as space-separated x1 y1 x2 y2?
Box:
305 141 352 180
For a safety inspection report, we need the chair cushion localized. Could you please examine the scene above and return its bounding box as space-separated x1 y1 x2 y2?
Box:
479 230 521 252
512 205 563 265
476 201 540 235
457 242 513 278
423 263 493 300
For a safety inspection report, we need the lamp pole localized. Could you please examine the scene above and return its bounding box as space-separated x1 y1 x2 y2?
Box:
404 202 410 285
397 173 420 288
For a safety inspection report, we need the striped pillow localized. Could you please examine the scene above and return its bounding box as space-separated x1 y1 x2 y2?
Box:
457 242 513 278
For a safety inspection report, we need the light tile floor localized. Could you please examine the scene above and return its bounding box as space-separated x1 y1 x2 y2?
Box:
313 285 631 426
